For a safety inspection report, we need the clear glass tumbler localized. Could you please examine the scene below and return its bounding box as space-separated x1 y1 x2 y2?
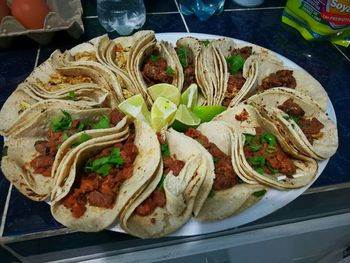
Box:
97 0 146 35
178 0 225 21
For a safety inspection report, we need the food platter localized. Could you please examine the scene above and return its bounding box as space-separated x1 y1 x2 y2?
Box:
3 32 338 237
110 32 335 236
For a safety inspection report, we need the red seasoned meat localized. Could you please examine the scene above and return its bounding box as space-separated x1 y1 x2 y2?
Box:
222 73 246 107
257 70 296 91
109 109 125 126
278 99 305 117
87 190 115 208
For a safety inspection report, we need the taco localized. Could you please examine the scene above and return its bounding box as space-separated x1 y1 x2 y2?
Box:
215 104 318 189
247 88 338 159
254 57 328 111
211 38 259 107
131 39 184 105
119 128 206 238
185 122 267 221
50 120 161 232
1 105 127 201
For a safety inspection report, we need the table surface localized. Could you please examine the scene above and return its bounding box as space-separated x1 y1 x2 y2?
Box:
0 0 349 254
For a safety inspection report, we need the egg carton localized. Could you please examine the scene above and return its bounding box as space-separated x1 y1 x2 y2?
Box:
0 0 84 48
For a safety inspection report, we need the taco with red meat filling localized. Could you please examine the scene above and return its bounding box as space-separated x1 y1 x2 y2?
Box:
119 128 207 238
185 122 267 221
50 120 161 232
131 39 184 105
247 88 338 160
1 104 128 201
254 57 328 111
215 104 318 189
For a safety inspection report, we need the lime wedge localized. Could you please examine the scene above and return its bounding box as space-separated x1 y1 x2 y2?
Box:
151 97 178 132
192 105 226 123
171 104 201 132
148 83 181 106
180 83 198 109
118 94 151 124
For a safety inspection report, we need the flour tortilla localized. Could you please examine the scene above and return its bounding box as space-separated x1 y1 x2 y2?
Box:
51 120 161 232
120 128 206 238
2 106 127 201
194 121 266 221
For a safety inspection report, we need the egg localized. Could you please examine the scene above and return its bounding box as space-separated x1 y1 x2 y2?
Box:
0 0 11 22
11 0 50 29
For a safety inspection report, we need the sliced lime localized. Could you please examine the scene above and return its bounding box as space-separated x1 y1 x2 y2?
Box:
180 83 198 109
171 104 201 132
192 105 226 123
118 94 151 124
151 97 178 132
147 83 181 106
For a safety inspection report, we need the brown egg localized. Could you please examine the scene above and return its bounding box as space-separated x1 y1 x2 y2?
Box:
0 0 11 22
11 0 50 29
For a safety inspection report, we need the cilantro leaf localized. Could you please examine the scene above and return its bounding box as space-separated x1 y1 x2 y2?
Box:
92 115 110 129
85 147 124 176
51 110 72 132
65 91 77 101
96 163 113 177
260 132 277 147
166 66 175 75
150 54 159 63
161 144 171 157
244 134 256 145
78 119 93 131
62 131 70 142
70 133 92 147
250 155 266 167
157 175 166 189
177 47 188 68
225 54 245 74
252 189 267 198
255 167 264 175
248 144 261 152
208 189 215 198
203 40 209 47
109 147 124 165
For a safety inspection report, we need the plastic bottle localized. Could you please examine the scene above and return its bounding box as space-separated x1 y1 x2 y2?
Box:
97 0 146 35
178 0 225 21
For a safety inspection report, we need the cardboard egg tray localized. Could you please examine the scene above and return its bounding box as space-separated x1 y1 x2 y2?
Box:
0 0 84 48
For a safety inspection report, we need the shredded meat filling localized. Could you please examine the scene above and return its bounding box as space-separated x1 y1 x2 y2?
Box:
141 53 173 86
30 109 125 178
278 99 324 144
185 128 238 191
257 70 296 91
61 131 138 218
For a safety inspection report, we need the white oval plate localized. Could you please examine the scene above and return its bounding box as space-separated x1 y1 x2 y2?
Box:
109 32 335 236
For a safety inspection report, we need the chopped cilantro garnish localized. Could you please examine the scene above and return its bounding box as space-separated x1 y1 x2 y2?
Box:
250 155 266 167
283 115 300 125
177 47 188 68
92 115 110 129
150 54 159 63
51 110 72 132
255 167 264 175
260 132 277 147
265 147 276 154
157 175 166 189
244 134 256 145
62 131 70 142
208 189 215 198
78 119 92 131
70 133 92 147
252 189 267 198
109 147 124 165
249 144 261 152
65 91 77 101
203 40 210 47
225 54 245 74
266 163 279 174
161 143 170 157
166 66 175 75
85 147 124 176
